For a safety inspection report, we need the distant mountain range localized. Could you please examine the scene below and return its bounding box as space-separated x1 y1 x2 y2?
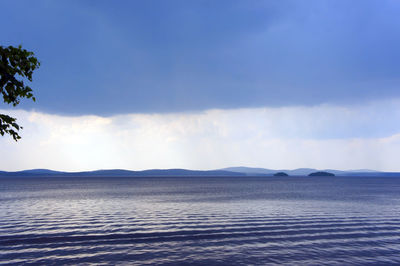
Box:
0 169 245 177
222 167 399 177
0 167 399 177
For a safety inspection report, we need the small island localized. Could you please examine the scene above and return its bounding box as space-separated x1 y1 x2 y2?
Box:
308 171 335 176
274 172 289 176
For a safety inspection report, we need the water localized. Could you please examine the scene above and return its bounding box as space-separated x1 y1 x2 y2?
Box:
1 176 400 265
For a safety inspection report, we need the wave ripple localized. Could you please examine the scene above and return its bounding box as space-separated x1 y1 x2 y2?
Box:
1 176 400 265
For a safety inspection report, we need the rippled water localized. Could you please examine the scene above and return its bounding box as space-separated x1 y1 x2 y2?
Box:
1 176 400 265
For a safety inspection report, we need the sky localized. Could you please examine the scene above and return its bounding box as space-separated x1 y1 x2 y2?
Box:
1 0 400 171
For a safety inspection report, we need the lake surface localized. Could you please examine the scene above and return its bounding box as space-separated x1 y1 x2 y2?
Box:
1 176 400 265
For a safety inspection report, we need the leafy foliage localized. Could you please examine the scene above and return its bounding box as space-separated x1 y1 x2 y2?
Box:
0 45 40 141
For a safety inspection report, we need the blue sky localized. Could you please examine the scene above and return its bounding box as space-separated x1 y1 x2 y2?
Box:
1 0 400 171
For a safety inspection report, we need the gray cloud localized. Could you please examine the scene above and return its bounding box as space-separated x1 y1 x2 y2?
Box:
1 1 400 115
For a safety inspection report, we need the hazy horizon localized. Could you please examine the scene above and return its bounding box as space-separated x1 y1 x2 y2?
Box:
0 165 386 174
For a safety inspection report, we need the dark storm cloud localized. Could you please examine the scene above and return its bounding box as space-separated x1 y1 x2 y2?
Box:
1 0 400 115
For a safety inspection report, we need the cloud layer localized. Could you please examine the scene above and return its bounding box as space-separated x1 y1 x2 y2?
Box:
2 99 400 172
2 1 400 114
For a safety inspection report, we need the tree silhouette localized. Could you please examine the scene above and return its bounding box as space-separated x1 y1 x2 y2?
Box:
0 45 40 141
